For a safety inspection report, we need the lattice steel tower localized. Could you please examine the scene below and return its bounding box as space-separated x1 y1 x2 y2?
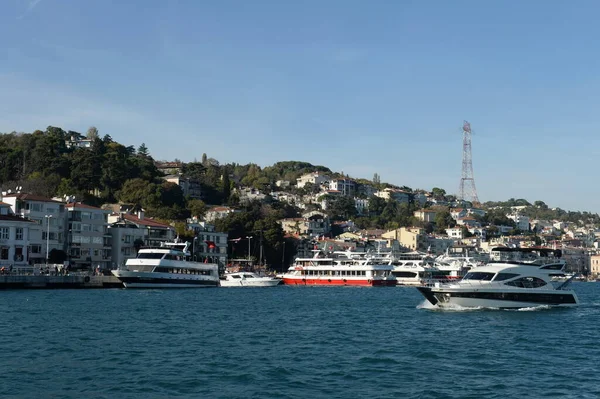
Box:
458 120 480 204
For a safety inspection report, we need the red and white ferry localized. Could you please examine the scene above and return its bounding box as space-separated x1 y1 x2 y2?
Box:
281 251 397 287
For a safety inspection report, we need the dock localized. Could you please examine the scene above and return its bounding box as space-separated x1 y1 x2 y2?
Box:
0 275 123 289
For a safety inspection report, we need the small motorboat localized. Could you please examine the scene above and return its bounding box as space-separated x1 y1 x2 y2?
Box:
219 272 281 287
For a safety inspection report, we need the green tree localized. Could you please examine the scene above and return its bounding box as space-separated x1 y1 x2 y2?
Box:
327 196 357 220
137 143 149 156
434 210 455 233
188 199 208 219
432 187 446 200
368 195 386 216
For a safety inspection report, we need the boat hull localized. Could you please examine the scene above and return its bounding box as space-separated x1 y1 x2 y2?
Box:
282 277 396 287
417 286 579 309
112 270 219 288
220 279 281 287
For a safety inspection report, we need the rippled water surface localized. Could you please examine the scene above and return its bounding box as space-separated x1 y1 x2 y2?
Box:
1 283 600 398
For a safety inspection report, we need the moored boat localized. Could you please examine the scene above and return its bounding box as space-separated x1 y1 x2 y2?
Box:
111 241 219 288
281 251 396 286
220 272 281 287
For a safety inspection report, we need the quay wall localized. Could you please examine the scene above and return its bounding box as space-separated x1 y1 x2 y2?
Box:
0 275 123 289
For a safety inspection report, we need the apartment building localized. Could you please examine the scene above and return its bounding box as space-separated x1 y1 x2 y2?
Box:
66 203 111 270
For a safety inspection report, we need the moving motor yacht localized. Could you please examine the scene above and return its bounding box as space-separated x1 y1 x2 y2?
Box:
416 247 579 309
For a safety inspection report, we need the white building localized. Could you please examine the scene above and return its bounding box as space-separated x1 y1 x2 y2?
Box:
3 193 67 265
507 214 530 231
354 198 369 215
374 188 410 203
446 227 464 239
414 209 437 223
0 202 36 271
187 219 228 267
328 178 356 197
108 211 176 248
108 217 148 269
296 172 330 189
66 203 111 270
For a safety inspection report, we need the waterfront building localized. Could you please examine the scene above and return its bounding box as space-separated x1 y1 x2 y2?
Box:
66 203 111 270
0 202 36 270
590 254 600 278
187 219 228 266
3 193 67 265
108 216 148 269
108 211 176 248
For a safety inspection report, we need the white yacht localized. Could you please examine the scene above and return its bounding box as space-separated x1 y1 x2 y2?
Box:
389 251 437 286
220 272 281 287
416 247 579 309
112 241 219 288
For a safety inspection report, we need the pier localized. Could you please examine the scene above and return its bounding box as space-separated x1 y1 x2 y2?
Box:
0 275 123 289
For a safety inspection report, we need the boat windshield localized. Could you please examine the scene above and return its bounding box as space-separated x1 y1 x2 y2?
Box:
463 272 495 281
493 273 520 281
137 253 165 259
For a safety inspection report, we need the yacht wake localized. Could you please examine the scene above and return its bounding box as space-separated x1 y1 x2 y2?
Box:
416 300 496 312
506 305 552 312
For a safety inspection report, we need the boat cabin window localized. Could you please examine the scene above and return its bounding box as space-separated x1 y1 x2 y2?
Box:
231 275 242 279
164 254 183 261
392 271 417 278
243 274 255 278
137 253 165 259
504 277 547 288
493 273 520 281
154 267 213 275
540 264 564 270
463 272 495 281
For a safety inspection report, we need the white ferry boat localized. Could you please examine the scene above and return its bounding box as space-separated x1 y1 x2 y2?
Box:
416 247 578 309
281 251 397 286
220 272 281 287
112 241 219 288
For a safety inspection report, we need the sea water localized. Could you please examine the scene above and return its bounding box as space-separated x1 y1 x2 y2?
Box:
1 283 599 398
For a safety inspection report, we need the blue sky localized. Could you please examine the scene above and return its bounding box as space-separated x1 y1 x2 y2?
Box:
2 0 600 212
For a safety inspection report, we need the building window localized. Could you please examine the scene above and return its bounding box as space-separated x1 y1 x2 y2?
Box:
30 244 41 254
16 228 23 240
0 247 8 260
0 228 8 240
